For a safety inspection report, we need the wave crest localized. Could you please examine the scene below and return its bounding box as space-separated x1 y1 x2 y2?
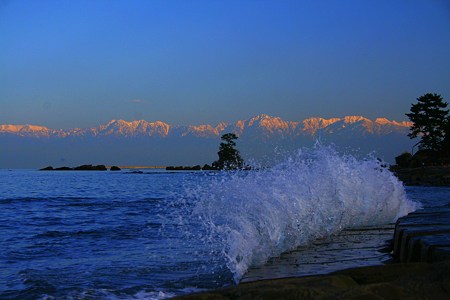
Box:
188 145 419 282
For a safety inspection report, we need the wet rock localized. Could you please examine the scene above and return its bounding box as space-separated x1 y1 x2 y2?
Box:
39 165 108 171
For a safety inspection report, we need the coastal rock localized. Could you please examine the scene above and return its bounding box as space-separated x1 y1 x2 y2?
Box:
73 164 107 171
110 166 121 171
166 165 203 171
40 166 54 171
55 167 73 171
39 165 108 171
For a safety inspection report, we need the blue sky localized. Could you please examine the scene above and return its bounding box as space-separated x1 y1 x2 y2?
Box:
1 0 449 129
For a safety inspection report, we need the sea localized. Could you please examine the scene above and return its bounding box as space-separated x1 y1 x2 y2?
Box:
1 146 449 299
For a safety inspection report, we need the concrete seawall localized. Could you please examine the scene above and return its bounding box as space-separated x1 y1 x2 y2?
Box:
393 206 450 263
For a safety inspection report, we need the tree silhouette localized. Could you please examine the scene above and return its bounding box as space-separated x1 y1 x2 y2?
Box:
395 152 412 168
442 116 450 154
406 93 449 151
212 133 244 170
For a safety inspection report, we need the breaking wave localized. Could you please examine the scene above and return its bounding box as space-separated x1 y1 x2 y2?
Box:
187 145 419 282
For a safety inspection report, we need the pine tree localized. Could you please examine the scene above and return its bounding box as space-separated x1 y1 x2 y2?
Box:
406 93 449 151
442 116 450 154
212 133 244 170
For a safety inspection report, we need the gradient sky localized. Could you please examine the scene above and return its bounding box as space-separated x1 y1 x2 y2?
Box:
1 0 449 129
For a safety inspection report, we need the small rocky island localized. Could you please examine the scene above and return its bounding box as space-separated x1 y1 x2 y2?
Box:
40 164 121 171
166 133 245 171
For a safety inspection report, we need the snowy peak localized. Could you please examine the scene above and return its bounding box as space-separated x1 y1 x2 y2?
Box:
248 114 292 127
215 122 228 132
246 114 299 136
375 118 412 127
300 116 410 135
0 124 57 137
319 116 412 135
0 124 48 133
343 115 371 124
183 124 220 138
302 117 341 135
85 119 171 137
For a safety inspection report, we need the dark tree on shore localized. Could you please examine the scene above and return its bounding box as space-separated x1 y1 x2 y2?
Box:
443 116 450 154
406 93 449 151
212 133 244 170
395 152 413 168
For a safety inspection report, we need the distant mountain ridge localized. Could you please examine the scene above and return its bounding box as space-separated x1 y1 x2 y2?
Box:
0 114 415 168
0 114 412 138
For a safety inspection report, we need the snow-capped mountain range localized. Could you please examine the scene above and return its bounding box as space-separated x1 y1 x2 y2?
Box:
0 114 415 168
0 114 411 138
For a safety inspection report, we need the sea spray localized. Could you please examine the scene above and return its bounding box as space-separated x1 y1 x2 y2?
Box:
186 145 419 282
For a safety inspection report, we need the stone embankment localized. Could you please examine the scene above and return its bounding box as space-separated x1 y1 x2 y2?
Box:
393 206 450 263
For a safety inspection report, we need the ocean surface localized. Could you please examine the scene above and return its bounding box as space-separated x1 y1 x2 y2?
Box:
1 147 448 299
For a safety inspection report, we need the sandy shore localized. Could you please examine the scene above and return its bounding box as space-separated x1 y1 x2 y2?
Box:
173 260 450 299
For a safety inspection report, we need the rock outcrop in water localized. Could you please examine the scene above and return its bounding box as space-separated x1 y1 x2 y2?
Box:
40 164 107 171
74 164 107 171
166 165 202 171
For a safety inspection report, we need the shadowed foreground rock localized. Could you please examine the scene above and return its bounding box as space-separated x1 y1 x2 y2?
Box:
172 260 450 300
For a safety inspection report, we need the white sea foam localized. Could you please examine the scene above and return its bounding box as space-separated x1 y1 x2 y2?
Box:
189 145 419 282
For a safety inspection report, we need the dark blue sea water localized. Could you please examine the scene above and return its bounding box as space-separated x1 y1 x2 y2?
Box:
1 147 448 299
0 170 230 299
